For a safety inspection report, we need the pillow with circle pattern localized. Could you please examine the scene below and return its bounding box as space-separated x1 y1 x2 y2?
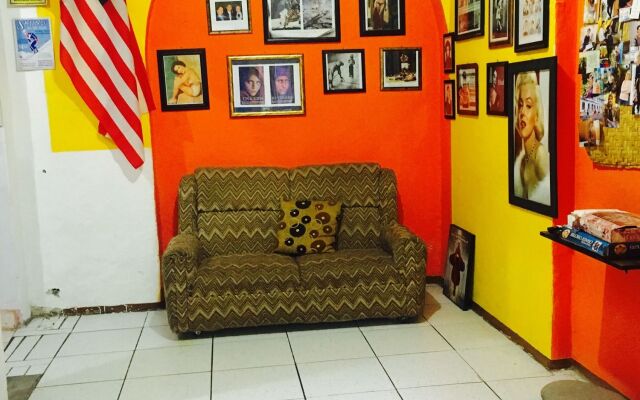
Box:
275 199 342 255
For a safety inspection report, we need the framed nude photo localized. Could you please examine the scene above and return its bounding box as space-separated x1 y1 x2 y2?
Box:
263 0 340 43
157 49 209 112
228 54 305 117
508 57 557 217
359 0 405 36
455 0 484 41
207 0 251 34
514 0 549 52
380 47 421 91
488 0 512 47
443 224 475 311
444 80 456 119
456 63 479 116
322 49 366 94
443 32 455 73
487 61 508 116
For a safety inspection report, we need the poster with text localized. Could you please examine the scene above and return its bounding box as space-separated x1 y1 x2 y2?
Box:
13 18 54 71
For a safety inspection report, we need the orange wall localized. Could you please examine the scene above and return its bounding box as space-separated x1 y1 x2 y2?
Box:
146 0 451 275
557 1 640 398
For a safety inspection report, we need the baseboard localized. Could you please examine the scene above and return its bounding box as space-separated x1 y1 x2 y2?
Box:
426 275 444 285
62 302 164 316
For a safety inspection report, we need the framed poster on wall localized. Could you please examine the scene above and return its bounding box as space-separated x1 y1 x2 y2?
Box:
443 32 455 73
263 0 340 43
488 0 512 47
455 0 484 41
456 63 479 115
514 0 549 52
322 49 366 94
359 0 406 36
380 47 422 91
207 0 251 34
157 48 210 112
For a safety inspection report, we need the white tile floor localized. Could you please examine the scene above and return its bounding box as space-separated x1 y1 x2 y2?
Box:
3 285 586 400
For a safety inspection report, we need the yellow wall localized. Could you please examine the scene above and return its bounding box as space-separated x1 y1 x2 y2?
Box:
38 1 151 152
446 0 556 357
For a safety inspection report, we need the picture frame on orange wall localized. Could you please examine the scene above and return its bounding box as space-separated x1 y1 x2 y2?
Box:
455 0 484 41
207 0 251 34
322 49 366 94
488 0 513 48
157 49 210 112
514 0 549 52
359 0 405 37
380 47 421 91
263 0 340 43
444 80 456 120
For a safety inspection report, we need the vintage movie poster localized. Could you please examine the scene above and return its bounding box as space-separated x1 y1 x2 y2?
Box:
13 18 54 71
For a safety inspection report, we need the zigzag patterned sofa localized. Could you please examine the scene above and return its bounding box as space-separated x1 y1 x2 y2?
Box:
161 163 427 334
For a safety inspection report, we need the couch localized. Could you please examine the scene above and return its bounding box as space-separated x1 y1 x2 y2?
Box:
161 163 426 334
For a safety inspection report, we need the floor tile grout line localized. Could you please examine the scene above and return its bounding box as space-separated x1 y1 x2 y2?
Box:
22 335 44 361
286 331 308 400
33 319 79 388
358 325 405 400
4 336 23 360
116 313 149 400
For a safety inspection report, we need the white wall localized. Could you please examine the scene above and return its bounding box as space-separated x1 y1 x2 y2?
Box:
0 5 160 318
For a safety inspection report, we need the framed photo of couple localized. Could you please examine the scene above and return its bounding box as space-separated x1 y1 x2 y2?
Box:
228 54 305 117
263 0 341 43
207 0 251 34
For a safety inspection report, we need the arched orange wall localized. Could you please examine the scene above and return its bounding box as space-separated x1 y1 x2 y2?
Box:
146 0 451 275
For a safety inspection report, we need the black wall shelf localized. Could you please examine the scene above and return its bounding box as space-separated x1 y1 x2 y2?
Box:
540 231 640 272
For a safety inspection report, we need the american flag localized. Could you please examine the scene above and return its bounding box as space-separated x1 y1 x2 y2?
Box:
60 0 154 168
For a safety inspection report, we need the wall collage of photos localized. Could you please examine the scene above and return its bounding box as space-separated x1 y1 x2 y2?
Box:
579 0 640 167
157 0 421 117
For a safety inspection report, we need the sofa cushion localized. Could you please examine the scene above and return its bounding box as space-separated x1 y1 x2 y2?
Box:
198 210 279 256
297 248 399 289
196 253 300 295
337 207 382 249
276 200 342 255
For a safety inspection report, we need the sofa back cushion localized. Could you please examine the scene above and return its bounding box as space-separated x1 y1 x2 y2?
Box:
198 210 279 255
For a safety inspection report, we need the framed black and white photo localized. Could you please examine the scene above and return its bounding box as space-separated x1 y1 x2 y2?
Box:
514 0 549 52
207 0 251 34
443 224 475 311
508 57 557 217
263 0 340 43
488 0 512 47
228 54 305 117
157 49 209 112
444 80 456 119
487 61 508 116
322 49 366 94
455 0 484 41
443 32 455 73
380 47 421 91
456 63 479 116
359 0 405 36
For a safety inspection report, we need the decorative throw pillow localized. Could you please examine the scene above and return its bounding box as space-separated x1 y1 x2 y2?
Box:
276 200 342 255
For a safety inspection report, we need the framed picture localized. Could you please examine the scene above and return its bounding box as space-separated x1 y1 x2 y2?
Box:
508 57 557 217
487 61 508 116
228 54 305 117
443 224 475 311
13 18 54 71
455 0 484 40
444 80 456 120
359 0 405 36
207 0 251 34
514 0 549 52
322 49 366 94
262 0 340 43
488 0 512 47
456 63 478 115
443 32 455 73
157 49 210 112
8 0 48 6
380 47 421 91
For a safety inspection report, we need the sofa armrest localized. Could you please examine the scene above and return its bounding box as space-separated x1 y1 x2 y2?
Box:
161 232 203 333
382 223 427 316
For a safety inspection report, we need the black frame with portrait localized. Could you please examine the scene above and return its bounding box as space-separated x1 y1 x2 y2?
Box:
443 224 475 311
487 61 508 116
488 0 513 48
514 0 549 52
359 0 406 37
322 49 366 94
262 0 341 44
443 32 456 74
508 57 557 217
456 63 479 116
455 0 485 41
444 80 456 120
157 48 210 112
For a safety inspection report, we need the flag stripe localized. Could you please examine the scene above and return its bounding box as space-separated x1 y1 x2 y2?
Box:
85 0 134 67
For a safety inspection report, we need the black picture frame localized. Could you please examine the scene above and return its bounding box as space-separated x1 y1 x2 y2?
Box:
443 224 475 311
487 61 508 116
488 0 513 48
322 49 366 94
359 0 406 37
157 48 210 112
263 0 341 44
456 63 479 116
508 56 557 217
443 32 455 74
444 80 456 120
514 0 549 52
455 0 484 41
380 47 422 91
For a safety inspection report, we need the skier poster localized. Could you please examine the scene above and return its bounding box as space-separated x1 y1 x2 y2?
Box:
13 18 54 71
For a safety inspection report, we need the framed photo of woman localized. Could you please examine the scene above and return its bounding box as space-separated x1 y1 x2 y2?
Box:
456 63 479 116
488 0 512 47
443 224 475 310
455 0 484 41
444 80 456 119
443 33 455 73
263 0 340 43
514 0 549 52
508 57 557 217
157 49 210 112
359 0 405 36
487 61 508 116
